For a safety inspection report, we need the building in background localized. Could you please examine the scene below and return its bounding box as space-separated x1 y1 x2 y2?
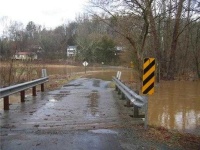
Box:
67 46 77 57
13 52 37 60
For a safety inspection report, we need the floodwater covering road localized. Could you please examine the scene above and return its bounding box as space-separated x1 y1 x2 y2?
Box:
0 78 179 150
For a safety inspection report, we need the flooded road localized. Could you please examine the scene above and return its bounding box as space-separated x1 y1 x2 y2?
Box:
0 76 199 149
0 78 149 150
1 66 199 135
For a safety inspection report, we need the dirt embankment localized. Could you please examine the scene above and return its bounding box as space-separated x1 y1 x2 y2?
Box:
134 125 200 150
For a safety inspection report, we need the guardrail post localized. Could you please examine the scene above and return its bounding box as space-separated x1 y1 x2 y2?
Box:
133 90 139 117
133 105 139 117
41 83 44 92
121 93 126 100
20 90 25 102
144 96 148 130
4 96 9 110
126 100 132 107
32 86 36 96
118 89 121 95
115 85 118 91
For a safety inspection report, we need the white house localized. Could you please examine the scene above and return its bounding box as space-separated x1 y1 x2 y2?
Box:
115 46 123 52
67 46 77 57
14 52 37 60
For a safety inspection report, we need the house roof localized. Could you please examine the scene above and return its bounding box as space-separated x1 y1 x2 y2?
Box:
116 46 123 51
15 52 36 55
67 46 77 49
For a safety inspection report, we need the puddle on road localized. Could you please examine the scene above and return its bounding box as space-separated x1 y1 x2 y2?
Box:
48 95 63 102
63 84 81 87
89 129 118 134
86 91 100 118
59 91 70 94
48 91 70 102
49 98 57 102
92 79 100 87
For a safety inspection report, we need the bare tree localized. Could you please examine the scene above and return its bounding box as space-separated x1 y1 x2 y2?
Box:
88 0 200 80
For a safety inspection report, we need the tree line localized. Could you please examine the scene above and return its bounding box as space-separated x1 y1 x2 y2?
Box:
0 0 200 80
0 17 118 64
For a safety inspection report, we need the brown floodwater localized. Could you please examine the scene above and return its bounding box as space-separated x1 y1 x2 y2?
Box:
1 65 199 135
148 80 200 135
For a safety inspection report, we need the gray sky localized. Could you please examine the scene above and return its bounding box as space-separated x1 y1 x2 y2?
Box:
0 0 88 31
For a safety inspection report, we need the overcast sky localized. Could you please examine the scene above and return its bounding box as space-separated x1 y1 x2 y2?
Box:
0 0 89 31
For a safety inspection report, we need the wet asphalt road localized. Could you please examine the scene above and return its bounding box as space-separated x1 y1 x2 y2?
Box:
0 78 176 150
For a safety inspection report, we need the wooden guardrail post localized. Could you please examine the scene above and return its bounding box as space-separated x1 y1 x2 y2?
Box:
4 96 9 110
20 90 25 102
32 86 36 96
41 83 44 92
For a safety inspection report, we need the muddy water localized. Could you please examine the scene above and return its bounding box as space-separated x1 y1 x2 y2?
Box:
1 65 199 135
46 65 132 80
148 81 200 134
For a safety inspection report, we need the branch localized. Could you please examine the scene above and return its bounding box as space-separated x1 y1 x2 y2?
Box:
176 16 200 40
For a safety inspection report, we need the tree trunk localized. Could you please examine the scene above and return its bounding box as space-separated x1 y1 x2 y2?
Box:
126 36 143 80
194 56 200 78
167 0 185 80
149 6 161 81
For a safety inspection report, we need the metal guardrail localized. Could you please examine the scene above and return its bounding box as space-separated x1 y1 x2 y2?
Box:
0 77 48 99
0 76 49 110
113 77 147 108
113 72 148 129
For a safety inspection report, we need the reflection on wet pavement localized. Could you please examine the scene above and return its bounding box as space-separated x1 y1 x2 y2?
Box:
89 129 118 134
48 91 70 102
86 90 99 118
92 79 100 87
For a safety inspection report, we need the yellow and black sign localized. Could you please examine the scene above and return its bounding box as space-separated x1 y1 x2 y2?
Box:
142 58 155 95
130 61 134 68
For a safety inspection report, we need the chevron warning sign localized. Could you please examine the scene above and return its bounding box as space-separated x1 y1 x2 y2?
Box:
142 58 155 95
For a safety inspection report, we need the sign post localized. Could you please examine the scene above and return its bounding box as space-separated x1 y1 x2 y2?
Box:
82 61 88 74
42 69 47 77
142 58 155 129
101 62 104 71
